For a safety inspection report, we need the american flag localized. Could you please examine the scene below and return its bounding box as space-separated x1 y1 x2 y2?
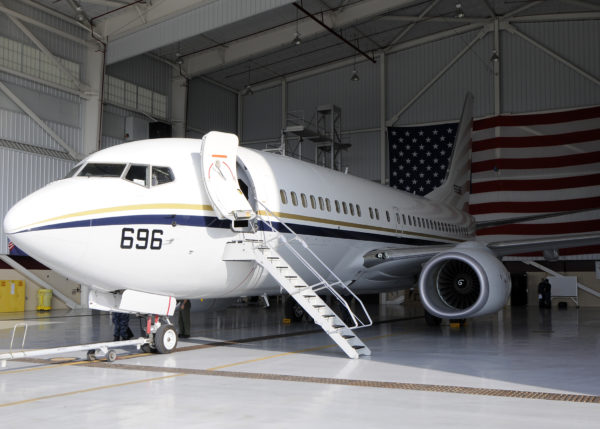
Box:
388 123 457 194
471 105 600 258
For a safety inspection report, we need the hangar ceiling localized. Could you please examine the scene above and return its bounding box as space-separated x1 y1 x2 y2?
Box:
19 0 600 92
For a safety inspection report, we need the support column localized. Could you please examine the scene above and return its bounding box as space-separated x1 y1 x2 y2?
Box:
171 68 188 138
82 40 104 155
493 18 500 117
379 51 387 185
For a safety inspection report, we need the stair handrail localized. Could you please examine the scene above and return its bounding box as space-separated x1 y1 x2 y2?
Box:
253 199 372 329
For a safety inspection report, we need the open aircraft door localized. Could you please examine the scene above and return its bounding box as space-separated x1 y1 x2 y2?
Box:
200 131 255 223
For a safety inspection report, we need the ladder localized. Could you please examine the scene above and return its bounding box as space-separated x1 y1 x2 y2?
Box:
223 202 372 359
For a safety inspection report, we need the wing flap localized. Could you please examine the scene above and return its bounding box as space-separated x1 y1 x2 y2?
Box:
486 231 600 257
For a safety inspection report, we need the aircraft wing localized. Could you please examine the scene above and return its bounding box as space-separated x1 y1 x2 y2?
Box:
485 231 600 258
362 231 600 271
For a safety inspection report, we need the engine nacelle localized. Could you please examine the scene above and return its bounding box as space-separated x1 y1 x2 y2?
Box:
418 242 511 319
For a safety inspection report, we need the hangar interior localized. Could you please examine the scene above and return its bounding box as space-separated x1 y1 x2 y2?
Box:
0 0 599 427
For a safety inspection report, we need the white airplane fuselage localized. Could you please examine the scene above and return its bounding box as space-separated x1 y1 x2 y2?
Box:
4 138 475 301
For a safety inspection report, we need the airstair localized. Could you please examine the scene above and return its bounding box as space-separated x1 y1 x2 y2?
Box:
222 201 372 359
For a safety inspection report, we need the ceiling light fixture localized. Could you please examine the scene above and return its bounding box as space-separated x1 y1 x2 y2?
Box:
490 49 499 62
455 2 464 18
293 32 302 46
350 39 360 82
292 6 301 46
242 65 253 96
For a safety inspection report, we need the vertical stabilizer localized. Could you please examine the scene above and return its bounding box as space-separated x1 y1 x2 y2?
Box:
425 93 473 212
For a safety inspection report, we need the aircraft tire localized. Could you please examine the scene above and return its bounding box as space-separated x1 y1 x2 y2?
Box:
154 325 178 354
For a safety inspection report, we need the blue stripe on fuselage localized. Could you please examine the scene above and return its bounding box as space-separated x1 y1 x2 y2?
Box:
17 214 445 246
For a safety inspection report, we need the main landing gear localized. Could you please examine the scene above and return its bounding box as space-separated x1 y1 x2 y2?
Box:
141 315 178 354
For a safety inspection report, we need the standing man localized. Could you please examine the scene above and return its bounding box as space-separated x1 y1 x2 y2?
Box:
112 312 132 341
178 299 191 338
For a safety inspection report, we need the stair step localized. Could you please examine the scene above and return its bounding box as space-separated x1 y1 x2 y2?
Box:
342 335 355 339
276 266 288 269
332 324 344 328
285 275 297 279
313 305 325 309
322 314 335 318
303 294 316 298
266 256 279 260
353 345 365 350
294 285 307 289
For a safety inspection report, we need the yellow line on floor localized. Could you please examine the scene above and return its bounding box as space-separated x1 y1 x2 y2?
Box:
0 373 184 408
207 343 337 370
0 358 101 375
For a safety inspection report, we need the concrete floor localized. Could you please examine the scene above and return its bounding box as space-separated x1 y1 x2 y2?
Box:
0 301 599 428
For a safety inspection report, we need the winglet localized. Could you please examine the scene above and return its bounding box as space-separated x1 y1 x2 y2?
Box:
425 93 473 212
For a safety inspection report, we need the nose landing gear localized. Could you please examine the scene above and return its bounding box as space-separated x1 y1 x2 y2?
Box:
142 315 178 354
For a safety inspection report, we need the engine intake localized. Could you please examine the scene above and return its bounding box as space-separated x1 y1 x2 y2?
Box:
418 242 511 319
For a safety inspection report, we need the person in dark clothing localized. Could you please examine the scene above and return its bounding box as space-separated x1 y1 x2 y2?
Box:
112 312 132 341
178 299 191 338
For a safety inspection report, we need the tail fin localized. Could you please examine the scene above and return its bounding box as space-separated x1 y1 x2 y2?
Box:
425 93 473 212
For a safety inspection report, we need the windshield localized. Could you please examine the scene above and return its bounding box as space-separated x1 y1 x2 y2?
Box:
79 163 126 177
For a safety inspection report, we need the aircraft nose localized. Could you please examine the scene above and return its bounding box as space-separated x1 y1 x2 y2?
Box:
3 199 26 235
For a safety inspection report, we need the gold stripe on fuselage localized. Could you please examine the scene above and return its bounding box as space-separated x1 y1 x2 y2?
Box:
17 203 213 231
21 204 462 244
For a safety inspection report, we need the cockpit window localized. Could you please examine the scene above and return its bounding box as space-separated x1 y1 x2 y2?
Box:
79 163 126 177
64 162 84 179
151 166 174 185
125 165 149 187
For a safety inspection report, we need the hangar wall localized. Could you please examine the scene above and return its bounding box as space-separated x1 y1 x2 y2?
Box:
184 19 599 183
187 78 237 138
0 1 86 253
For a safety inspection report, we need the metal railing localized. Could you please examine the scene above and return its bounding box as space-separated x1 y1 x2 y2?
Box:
253 199 372 330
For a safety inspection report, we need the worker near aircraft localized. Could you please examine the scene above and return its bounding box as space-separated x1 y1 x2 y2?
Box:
178 299 191 338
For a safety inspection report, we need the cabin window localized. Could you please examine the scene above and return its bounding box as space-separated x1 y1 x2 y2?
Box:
386 211 390 222
396 213 400 224
349 203 355 216
402 214 406 224
407 216 412 226
369 207 374 219
417 218 422 228
80 163 126 178
325 198 331 211
375 208 380 220
152 166 175 185
301 193 308 208
335 200 341 213
412 216 417 226
125 165 149 186
342 202 348 214
356 205 362 217
310 195 316 209
280 189 288 204
291 191 298 206
318 197 324 211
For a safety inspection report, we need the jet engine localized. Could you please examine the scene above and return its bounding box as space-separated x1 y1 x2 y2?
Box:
418 242 511 319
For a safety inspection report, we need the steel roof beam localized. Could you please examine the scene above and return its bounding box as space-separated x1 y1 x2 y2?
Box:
184 0 411 78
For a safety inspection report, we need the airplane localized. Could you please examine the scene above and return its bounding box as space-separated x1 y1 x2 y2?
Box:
4 94 600 357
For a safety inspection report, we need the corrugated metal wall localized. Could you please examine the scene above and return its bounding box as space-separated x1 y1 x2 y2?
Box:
229 19 598 183
0 148 75 252
241 85 282 142
502 20 600 113
187 79 237 136
0 3 83 253
106 56 172 97
386 29 494 123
